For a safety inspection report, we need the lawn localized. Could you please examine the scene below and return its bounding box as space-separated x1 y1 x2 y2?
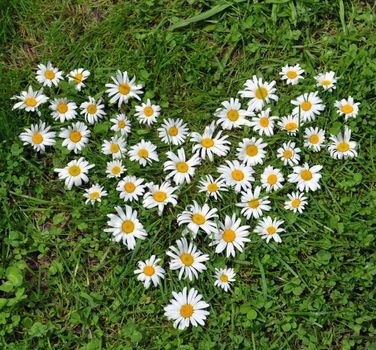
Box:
1 0 375 349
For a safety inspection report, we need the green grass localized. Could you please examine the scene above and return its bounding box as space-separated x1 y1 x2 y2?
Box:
1 0 376 349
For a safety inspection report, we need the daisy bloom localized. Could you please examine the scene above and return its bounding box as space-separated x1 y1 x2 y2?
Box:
315 71 337 91
260 165 284 192
255 216 284 243
101 135 127 159
236 137 267 166
135 99 161 125
105 70 143 107
49 98 77 122
304 127 326 152
59 121 90 154
12 86 48 113
236 186 271 219
54 157 94 190
249 108 278 137
106 160 126 178
279 64 304 85
215 97 253 130
277 141 301 166
167 238 209 280
143 181 178 216
278 115 300 134
116 175 145 202
80 97 106 124
128 140 159 167
19 121 56 153
177 201 218 238
164 287 210 330
68 68 90 91
164 148 201 185
210 214 250 258
284 192 308 213
218 160 254 193
288 163 322 192
334 97 360 120
327 126 357 159
158 118 189 146
110 113 131 136
104 206 147 250
198 175 227 200
291 92 325 122
36 62 63 87
214 267 236 292
83 184 108 205
134 255 165 289
239 75 278 111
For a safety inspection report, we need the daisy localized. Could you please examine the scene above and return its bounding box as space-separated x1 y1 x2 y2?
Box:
135 99 161 125
177 201 218 238
80 97 106 124
104 205 147 250
327 126 357 159
164 287 210 330
291 92 325 122
239 75 278 111
284 192 308 213
54 157 94 190
128 140 159 167
334 97 360 120
215 97 253 130
260 165 284 192
249 108 278 137
288 163 322 192
166 238 209 280
218 160 254 193
278 115 300 134
198 175 227 200
12 86 48 114
19 121 56 153
110 113 131 136
214 267 236 292
143 181 178 216
105 70 143 107
210 214 250 258
277 141 301 166
190 122 230 161
236 186 271 219
315 71 337 91
59 121 90 154
83 184 108 205
49 98 77 122
236 137 267 166
158 118 189 146
101 135 127 159
116 176 145 202
279 64 304 85
164 148 201 185
36 62 63 87
68 68 90 91
134 255 165 289
254 216 284 243
304 127 326 152
106 160 126 178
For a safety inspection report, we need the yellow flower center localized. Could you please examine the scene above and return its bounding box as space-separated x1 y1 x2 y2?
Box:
291 198 301 208
287 70 298 79
143 106 154 117
121 220 134 234
227 109 240 121
176 162 188 173
118 120 126 129
246 144 258 156
180 304 194 318
118 83 130 95
301 101 312 111
110 143 120 153
192 213 206 225
87 104 97 114
259 117 269 127
44 70 55 80
222 229 236 243
300 169 313 181
74 73 83 83
124 182 136 193
285 122 297 131
283 150 293 159
143 265 155 277
232 170 244 181
267 226 276 235
138 149 149 158
168 126 178 136
337 141 350 153
32 133 43 144
201 138 214 148
111 166 121 175
57 102 68 114
69 131 82 143
153 191 167 202
309 134 319 144
25 97 37 107
248 199 259 209
207 183 218 193
180 253 194 266
341 104 354 114
255 87 268 100
220 274 229 282
321 79 331 86
89 192 100 200
68 165 81 177
267 174 277 185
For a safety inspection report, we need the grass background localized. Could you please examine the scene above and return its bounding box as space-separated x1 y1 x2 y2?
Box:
1 0 376 349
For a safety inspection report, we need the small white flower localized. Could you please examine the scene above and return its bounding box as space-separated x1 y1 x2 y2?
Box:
110 113 131 136
236 137 267 166
260 165 284 192
83 184 108 205
277 141 301 166
134 255 165 289
59 122 90 154
36 62 64 87
255 216 284 243
106 160 126 178
278 115 300 134
334 96 360 120
19 121 56 153
143 181 178 216
214 267 236 292
198 175 227 200
12 86 48 114
315 71 337 91
49 98 77 122
128 140 159 166
279 64 304 85
291 92 325 122
135 99 161 125
327 126 357 159
218 160 254 193
158 118 189 146
68 68 90 91
215 97 253 130
116 176 145 202
304 127 325 152
288 163 322 192
249 108 278 137
101 135 127 159
236 186 271 219
284 192 308 213
80 97 106 124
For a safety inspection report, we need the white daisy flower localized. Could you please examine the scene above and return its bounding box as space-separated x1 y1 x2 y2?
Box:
116 176 145 202
260 165 284 192
315 71 337 91
59 121 90 154
239 75 278 111
106 160 126 178
215 97 253 130
236 186 271 219
214 267 236 292
167 238 209 281
284 192 308 213
134 255 165 289
68 68 90 91
210 214 250 258
327 126 357 159
304 127 326 152
279 64 304 85
19 121 56 153
291 92 325 122
218 160 254 193
135 99 161 125
104 205 147 250
190 122 230 161
278 115 300 134
105 70 143 107
110 113 131 136
164 287 210 330
288 163 322 192
249 108 278 137
158 118 189 146
236 137 267 166
36 62 63 87
255 216 284 243
54 157 94 190
83 184 108 205
12 86 48 113
142 181 178 216
334 96 360 120
128 140 159 167
277 141 301 166
49 98 77 122
101 135 127 159
164 148 201 185
80 97 106 124
177 201 218 238
198 175 227 200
